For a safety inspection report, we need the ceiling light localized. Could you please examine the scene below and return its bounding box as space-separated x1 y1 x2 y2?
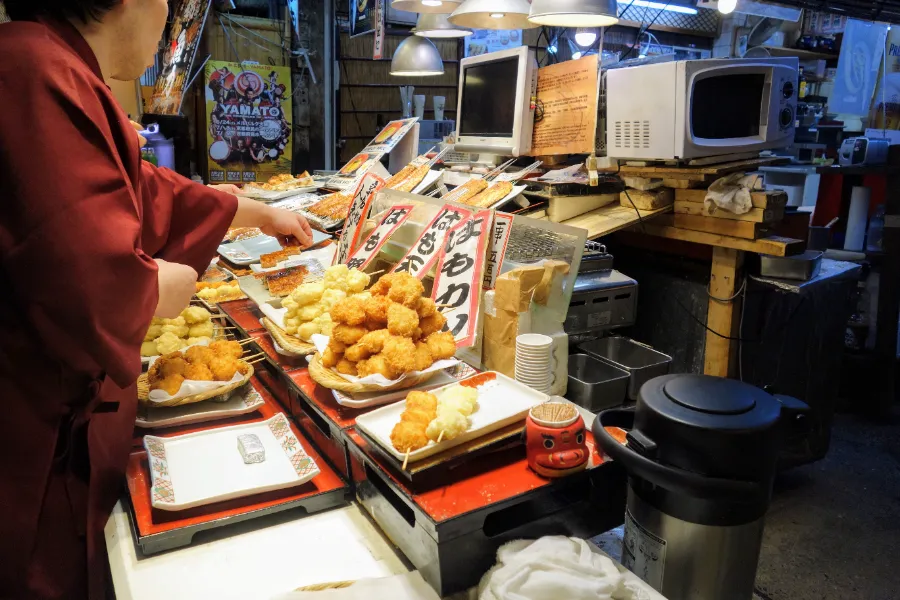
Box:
574 28 598 47
390 36 445 77
413 13 474 38
449 0 539 30
717 0 736 13
392 0 461 14
528 0 619 27
573 51 583 60
631 0 698 15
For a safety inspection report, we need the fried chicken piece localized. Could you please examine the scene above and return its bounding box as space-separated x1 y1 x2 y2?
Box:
388 273 425 308
321 346 342 368
209 356 239 381
402 408 435 425
356 354 393 379
328 339 348 354
336 359 358 376
387 303 419 337
413 342 434 371
184 345 214 366
158 354 187 378
405 391 438 414
332 324 368 346
184 363 214 381
370 273 398 297
416 297 437 319
209 340 243 360
363 296 392 326
357 329 391 355
419 311 448 337
152 374 185 396
330 296 367 326
425 331 456 360
390 421 428 453
381 336 417 377
343 342 371 363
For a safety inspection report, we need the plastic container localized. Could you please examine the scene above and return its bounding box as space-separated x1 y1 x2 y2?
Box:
577 337 672 400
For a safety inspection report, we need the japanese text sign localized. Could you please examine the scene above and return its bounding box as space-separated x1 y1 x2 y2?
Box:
346 204 415 270
334 173 385 265
394 204 473 279
484 213 513 290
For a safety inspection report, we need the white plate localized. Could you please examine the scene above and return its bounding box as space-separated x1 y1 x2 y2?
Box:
238 186 319 201
249 256 328 276
238 274 280 308
136 386 265 429
354 372 548 464
218 231 332 265
332 363 478 409
143 413 320 511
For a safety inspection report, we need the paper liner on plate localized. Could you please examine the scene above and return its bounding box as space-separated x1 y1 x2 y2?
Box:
137 362 254 408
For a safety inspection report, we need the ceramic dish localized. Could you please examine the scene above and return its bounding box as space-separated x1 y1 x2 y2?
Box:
331 363 478 409
218 231 331 265
143 413 320 511
354 371 548 463
135 386 265 429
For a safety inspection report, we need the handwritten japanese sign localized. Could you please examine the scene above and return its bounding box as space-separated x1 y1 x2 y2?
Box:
483 212 513 290
394 204 473 279
334 173 386 266
373 0 385 60
346 204 415 270
431 209 491 348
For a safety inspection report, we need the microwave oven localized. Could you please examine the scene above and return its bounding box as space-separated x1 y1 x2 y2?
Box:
606 57 799 160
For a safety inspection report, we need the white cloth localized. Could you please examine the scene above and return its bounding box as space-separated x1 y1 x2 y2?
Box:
703 173 763 216
273 572 440 600
477 537 628 600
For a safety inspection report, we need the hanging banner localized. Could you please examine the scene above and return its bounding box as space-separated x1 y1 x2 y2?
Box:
484 213 513 290
334 173 386 266
347 205 416 270
147 0 211 115
350 0 375 37
832 19 889 116
327 118 419 190
205 61 293 183
431 210 491 347
395 205 472 278
373 0 386 60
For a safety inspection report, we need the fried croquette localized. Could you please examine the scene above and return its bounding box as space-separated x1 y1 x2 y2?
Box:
386 303 419 337
357 354 393 379
336 359 358 376
405 391 438 414
184 345 214 365
144 324 163 342
419 311 448 337
188 321 215 339
184 363 214 381
158 355 187 378
344 342 373 363
140 341 158 357
209 340 243 360
402 408 434 425
321 346 343 368
425 331 456 360
381 336 417 376
328 339 348 353
181 306 211 324
363 295 392 325
370 273 398 296
209 357 239 381
416 297 437 318
358 329 391 354
390 421 428 452
413 342 434 371
332 324 368 345
154 332 185 355
152 374 185 396
330 296 367 326
388 274 425 308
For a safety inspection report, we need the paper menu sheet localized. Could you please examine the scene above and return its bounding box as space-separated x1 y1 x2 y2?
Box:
530 55 600 157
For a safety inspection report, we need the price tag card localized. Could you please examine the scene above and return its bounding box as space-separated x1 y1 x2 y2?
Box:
431 209 491 348
483 212 513 290
394 204 473 279
346 204 415 270
333 173 386 265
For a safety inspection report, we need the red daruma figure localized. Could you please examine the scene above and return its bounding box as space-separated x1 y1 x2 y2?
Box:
526 402 589 478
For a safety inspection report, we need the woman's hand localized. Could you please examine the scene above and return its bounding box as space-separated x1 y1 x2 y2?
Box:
209 184 243 195
260 208 314 248
155 259 198 318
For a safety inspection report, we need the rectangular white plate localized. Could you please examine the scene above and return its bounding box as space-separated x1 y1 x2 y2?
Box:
218 231 331 265
238 186 319 201
136 386 265 430
143 413 320 511
354 371 548 463
332 363 478 409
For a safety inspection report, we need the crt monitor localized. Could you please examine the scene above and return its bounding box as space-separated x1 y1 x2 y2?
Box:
454 46 538 158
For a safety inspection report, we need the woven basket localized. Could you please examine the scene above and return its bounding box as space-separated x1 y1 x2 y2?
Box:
138 361 255 408
307 353 438 393
261 317 316 357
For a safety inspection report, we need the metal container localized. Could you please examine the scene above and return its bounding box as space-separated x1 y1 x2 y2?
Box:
759 250 823 281
578 337 672 400
566 354 629 412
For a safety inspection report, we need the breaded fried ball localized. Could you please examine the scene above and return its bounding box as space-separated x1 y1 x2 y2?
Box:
181 306 211 325
357 354 393 379
188 321 215 339
209 340 243 360
419 311 448 338
405 391 438 414
328 339 348 354
344 342 372 363
390 421 428 453
332 324 368 345
330 296 367 326
184 363 214 381
321 346 342 368
161 323 190 339
158 354 187 378
209 357 239 381
416 297 437 319
184 345 214 366
346 269 371 294
363 296 392 326
152 374 185 396
140 341 158 357
370 273 398 297
413 342 434 372
381 336 417 377
388 273 425 308
425 331 456 361
358 329 391 355
291 282 325 306
155 332 186 355
144 324 163 342
387 303 419 337
336 359 358 376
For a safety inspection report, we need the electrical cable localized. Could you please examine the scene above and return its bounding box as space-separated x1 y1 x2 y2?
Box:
675 294 750 342
707 277 746 303
621 1 671 61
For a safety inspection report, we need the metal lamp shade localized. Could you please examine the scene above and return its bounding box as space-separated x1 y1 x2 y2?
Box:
392 0 462 14
529 0 619 26
390 36 445 76
413 13 474 38
448 0 539 30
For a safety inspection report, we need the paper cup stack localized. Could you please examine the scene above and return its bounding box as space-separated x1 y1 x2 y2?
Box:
515 334 554 395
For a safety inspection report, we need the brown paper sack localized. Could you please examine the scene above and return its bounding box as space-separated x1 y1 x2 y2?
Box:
494 265 545 313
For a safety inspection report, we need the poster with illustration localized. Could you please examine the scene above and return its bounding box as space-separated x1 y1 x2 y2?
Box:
350 0 374 37
464 29 522 57
205 61 293 183
832 19 888 116
147 0 211 115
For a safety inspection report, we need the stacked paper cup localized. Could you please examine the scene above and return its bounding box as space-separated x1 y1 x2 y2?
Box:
515 334 554 395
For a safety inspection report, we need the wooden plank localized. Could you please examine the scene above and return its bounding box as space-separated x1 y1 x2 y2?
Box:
661 178 707 189
637 223 804 256
676 189 788 209
556 203 672 240
674 202 783 223
671 214 767 240
687 151 759 166
620 188 674 210
704 247 744 378
614 156 789 179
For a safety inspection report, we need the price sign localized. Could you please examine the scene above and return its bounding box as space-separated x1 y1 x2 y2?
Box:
373 0 385 60
333 173 385 266
483 212 513 290
431 209 491 348
394 204 472 279
346 204 415 270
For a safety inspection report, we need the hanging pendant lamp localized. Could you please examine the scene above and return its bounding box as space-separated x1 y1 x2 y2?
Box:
528 0 619 27
390 35 445 76
413 13 473 38
391 0 462 14
448 0 539 30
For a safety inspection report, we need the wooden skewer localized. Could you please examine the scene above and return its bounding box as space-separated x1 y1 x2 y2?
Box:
247 357 267 365
437 430 444 443
368 269 385 278
434 303 455 309
237 338 256 345
402 449 411 471
243 352 266 361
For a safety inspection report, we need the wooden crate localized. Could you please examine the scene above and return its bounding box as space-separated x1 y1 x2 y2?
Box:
675 189 788 210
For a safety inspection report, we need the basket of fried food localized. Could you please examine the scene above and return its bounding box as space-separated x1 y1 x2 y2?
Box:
261 317 316 357
308 272 458 394
139 340 254 408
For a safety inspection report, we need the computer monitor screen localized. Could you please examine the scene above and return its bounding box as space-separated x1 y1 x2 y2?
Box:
459 57 519 138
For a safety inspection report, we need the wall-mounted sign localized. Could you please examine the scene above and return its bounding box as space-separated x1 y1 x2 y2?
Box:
147 0 211 115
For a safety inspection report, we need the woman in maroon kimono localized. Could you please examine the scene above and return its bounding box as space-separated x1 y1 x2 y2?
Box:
0 1 314 597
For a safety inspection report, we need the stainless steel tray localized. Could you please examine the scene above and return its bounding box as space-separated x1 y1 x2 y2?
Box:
759 250 823 281
577 337 672 400
567 354 629 412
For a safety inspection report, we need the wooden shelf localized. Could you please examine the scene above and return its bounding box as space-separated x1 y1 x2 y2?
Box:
761 46 838 61
637 222 804 256
553 203 672 240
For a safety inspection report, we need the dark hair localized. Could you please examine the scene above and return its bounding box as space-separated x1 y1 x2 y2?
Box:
4 0 121 22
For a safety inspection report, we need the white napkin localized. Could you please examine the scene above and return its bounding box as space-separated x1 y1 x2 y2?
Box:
478 537 635 600
147 371 244 403
703 173 762 216
260 303 289 329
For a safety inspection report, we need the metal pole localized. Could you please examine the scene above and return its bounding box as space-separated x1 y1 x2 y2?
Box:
324 0 335 170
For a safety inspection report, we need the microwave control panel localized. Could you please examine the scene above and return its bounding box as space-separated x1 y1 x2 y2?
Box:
775 75 797 133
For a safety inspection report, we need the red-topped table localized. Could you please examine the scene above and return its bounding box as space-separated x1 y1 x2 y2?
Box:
217 298 264 337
